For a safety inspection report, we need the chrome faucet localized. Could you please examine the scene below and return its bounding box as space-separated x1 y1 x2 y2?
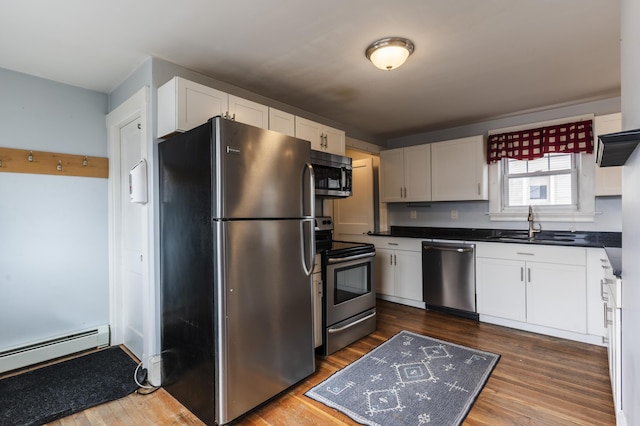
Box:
528 205 541 239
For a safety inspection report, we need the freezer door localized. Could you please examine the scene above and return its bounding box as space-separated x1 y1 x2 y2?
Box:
214 118 313 219
215 219 315 424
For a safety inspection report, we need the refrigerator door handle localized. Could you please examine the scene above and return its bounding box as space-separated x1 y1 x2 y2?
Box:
302 162 315 276
301 218 315 276
304 162 315 217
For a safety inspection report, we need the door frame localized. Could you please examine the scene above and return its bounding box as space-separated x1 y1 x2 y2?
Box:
105 87 155 367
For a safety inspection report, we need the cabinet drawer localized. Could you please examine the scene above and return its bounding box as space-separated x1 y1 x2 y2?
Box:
372 236 422 252
477 242 585 265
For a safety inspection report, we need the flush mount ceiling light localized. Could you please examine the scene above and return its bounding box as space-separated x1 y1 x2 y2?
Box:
365 37 415 71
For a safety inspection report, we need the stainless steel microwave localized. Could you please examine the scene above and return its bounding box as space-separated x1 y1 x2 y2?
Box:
310 150 352 198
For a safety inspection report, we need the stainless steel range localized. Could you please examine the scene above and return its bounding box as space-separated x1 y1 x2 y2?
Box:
315 217 376 355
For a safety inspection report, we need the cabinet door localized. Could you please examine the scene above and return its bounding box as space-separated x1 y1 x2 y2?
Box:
431 135 487 201
526 262 587 333
380 148 406 202
404 145 431 202
586 248 607 337
228 95 268 129
157 77 228 137
295 117 323 150
269 108 295 136
374 248 396 296
323 125 346 155
476 257 526 321
394 250 423 301
594 113 622 196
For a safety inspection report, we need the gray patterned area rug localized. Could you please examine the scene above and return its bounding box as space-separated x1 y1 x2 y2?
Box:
306 330 500 426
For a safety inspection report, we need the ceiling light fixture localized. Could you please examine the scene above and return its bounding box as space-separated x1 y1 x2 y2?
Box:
365 37 415 71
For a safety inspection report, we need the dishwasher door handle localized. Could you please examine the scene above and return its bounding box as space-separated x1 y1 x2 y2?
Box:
423 245 473 253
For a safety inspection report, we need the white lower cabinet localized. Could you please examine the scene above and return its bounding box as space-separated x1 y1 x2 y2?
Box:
373 238 423 307
476 257 527 322
525 262 586 333
476 243 587 336
600 254 622 415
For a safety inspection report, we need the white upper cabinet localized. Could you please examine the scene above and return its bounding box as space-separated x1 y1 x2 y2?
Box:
380 145 431 202
295 117 345 155
431 135 488 201
594 113 622 196
157 77 269 138
228 95 268 129
157 77 227 138
268 108 295 137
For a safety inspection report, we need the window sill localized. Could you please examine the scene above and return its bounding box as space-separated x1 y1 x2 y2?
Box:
489 211 596 222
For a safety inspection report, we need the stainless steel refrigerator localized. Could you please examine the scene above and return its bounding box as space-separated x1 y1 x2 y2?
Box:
159 117 316 425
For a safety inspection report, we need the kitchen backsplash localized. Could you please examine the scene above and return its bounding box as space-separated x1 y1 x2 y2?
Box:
386 197 622 232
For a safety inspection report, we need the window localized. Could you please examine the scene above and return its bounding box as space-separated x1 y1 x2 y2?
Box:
488 115 597 222
503 153 577 208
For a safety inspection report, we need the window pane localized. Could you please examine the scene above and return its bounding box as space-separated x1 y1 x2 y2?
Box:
506 172 572 206
549 154 572 171
507 159 527 174
527 157 548 173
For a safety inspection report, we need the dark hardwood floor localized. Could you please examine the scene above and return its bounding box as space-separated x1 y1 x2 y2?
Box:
42 299 614 425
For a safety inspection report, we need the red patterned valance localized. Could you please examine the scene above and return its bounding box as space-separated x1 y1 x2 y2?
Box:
487 120 593 163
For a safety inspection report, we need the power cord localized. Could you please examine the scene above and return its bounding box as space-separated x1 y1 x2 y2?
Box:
134 360 160 395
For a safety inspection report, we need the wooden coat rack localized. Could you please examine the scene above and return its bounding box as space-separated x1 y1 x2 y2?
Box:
0 147 108 178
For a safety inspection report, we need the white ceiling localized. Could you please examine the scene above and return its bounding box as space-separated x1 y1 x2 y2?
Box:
1 0 620 141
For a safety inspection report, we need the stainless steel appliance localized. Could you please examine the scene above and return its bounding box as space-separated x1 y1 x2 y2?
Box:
159 117 316 426
422 241 478 320
310 150 352 198
316 217 376 355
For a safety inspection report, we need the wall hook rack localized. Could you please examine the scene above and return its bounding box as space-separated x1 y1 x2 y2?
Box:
0 147 108 178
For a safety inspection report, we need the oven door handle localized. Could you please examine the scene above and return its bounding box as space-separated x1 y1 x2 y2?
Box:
326 252 375 264
327 312 376 334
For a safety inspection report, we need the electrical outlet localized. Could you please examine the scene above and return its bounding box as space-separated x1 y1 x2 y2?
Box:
450 209 459 220
410 210 417 219
147 354 162 387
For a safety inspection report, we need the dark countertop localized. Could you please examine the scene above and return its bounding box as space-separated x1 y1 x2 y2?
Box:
369 226 622 276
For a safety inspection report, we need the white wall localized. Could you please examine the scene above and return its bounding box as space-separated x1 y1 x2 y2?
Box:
620 0 640 424
0 68 109 350
384 97 622 232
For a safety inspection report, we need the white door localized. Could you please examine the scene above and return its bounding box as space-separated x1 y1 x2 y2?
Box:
119 118 145 359
106 88 152 375
334 158 374 236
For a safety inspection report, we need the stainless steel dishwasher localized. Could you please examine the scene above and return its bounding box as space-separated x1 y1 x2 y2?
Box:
422 241 478 320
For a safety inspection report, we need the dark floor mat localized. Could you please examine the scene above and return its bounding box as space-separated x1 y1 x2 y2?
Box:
0 346 138 425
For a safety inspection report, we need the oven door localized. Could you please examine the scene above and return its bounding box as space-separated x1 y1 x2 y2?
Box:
324 253 376 327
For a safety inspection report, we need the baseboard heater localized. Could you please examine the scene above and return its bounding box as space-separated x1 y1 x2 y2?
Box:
0 325 110 374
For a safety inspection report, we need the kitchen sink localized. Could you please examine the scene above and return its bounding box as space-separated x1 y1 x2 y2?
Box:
485 233 579 244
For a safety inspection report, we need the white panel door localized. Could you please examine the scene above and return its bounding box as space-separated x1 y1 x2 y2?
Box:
526 262 587 333
394 250 423 301
380 148 405 202
404 144 431 202
594 113 622 196
476 257 527 321
375 248 396 296
295 117 323 150
228 95 268 129
334 158 374 236
120 118 145 359
269 108 295 136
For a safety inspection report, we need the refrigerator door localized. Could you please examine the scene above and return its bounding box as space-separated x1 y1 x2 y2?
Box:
215 219 315 424
213 117 313 219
